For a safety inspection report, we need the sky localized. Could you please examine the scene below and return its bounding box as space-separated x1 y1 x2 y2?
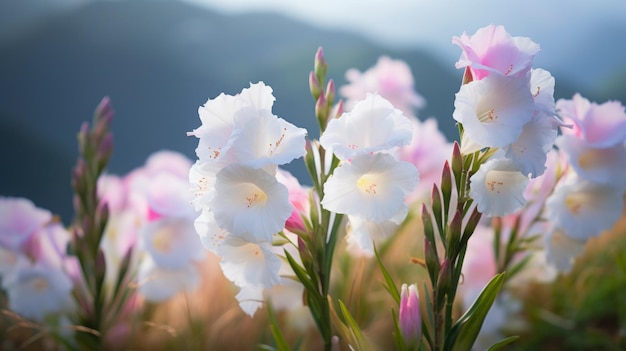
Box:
181 0 626 87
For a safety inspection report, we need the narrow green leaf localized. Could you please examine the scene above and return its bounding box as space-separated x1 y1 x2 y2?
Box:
487 335 519 350
267 304 291 351
445 273 506 351
420 282 435 344
338 299 372 351
391 308 408 351
374 246 400 305
284 250 317 299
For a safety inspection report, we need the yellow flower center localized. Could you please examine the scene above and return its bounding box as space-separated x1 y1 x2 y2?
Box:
357 175 378 195
245 184 268 208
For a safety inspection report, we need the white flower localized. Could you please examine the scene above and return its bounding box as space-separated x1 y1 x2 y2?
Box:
453 74 534 148
218 236 282 290
3 263 74 321
137 256 200 302
345 212 405 256
232 108 307 168
469 158 529 217
502 112 557 178
556 134 626 187
545 175 624 240
529 68 556 115
194 208 231 255
188 160 219 211
188 92 239 165
544 228 586 272
235 285 265 317
320 93 413 160
321 153 418 223
210 164 292 241
140 217 205 269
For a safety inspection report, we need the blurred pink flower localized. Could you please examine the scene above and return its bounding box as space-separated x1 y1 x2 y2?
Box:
0 197 52 252
340 56 425 116
396 116 451 202
557 94 626 148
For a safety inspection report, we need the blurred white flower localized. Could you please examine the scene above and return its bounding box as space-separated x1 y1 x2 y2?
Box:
3 263 74 321
543 228 587 272
137 256 200 302
140 217 205 270
545 175 624 240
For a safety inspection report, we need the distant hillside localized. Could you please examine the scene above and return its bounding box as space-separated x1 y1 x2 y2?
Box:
0 0 588 221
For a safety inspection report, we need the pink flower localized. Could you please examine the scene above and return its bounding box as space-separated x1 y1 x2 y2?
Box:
453 24 540 80
340 56 425 116
276 168 310 233
557 93 626 148
396 116 452 202
0 197 52 251
399 283 421 345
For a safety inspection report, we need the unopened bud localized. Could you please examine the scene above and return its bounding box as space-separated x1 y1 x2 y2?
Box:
399 283 422 345
324 79 335 105
309 71 322 100
314 47 328 84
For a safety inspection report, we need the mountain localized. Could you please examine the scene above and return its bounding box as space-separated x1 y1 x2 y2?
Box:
0 0 589 221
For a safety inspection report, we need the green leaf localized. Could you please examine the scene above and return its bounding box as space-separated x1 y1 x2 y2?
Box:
486 335 519 350
374 246 400 305
445 273 506 351
267 304 291 351
284 250 317 297
392 308 409 351
337 299 374 351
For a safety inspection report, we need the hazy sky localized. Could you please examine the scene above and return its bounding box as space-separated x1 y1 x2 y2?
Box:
182 0 626 87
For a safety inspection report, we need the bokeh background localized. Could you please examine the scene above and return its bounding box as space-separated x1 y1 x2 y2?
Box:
2 0 626 222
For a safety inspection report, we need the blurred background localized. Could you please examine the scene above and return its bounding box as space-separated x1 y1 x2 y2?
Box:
1 0 626 223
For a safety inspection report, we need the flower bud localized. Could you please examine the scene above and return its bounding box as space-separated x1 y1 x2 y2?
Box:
314 47 328 81
399 283 421 345
309 71 322 100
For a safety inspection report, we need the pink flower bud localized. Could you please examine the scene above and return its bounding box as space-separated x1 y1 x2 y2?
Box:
399 283 421 345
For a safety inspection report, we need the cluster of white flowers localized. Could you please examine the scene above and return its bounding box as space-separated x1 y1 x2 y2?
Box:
320 93 419 255
452 25 560 217
188 82 307 315
543 94 626 271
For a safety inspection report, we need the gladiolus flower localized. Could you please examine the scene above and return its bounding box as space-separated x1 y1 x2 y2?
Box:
320 93 413 161
453 24 540 80
321 153 418 223
469 158 529 217
210 164 292 241
453 74 534 148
